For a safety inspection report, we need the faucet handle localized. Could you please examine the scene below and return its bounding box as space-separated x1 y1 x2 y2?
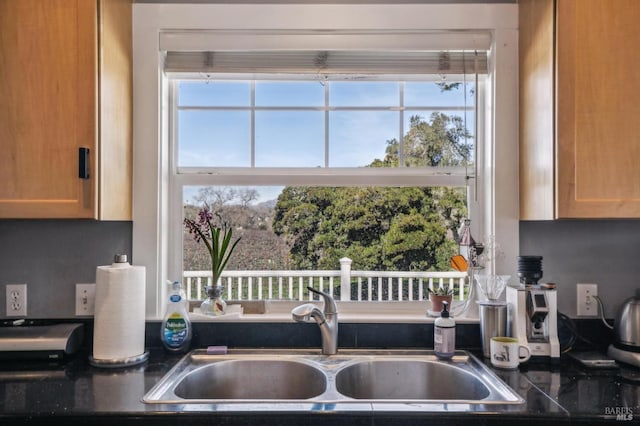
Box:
307 286 337 315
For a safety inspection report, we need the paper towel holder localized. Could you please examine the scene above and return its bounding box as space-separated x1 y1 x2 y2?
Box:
90 253 148 368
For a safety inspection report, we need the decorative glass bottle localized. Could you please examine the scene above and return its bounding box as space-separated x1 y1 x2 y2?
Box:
200 285 226 316
450 219 485 317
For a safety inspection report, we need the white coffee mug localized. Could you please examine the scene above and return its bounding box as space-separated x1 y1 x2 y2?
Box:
490 337 531 369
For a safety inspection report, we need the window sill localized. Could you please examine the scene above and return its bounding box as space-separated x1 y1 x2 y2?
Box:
186 300 480 324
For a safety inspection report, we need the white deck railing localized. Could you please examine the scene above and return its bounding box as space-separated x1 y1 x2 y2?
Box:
183 257 467 302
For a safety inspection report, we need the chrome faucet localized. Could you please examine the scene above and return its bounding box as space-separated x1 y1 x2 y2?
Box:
291 286 338 355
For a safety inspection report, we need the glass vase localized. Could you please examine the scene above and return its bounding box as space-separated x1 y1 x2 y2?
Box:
200 285 226 316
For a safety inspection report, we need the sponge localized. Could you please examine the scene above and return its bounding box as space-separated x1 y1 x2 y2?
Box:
206 345 228 355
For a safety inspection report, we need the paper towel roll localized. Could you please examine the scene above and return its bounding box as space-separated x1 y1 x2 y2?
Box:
92 258 146 361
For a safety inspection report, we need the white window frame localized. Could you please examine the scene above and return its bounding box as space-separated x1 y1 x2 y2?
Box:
133 3 519 319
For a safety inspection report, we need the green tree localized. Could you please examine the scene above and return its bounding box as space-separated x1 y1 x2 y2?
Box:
382 212 447 271
272 187 337 269
272 109 470 272
380 113 471 168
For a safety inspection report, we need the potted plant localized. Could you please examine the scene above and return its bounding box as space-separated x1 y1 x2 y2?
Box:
427 284 454 313
184 204 241 316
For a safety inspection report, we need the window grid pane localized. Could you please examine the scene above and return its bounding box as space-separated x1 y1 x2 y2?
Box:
175 78 476 170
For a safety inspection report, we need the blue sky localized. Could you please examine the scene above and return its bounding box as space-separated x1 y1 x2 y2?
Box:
178 79 474 203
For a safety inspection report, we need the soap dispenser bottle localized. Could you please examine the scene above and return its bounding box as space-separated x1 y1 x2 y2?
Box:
434 301 455 359
161 280 192 353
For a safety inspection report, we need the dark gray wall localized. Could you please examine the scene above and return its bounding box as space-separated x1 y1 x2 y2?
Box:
0 220 132 319
1 219 636 320
520 220 640 319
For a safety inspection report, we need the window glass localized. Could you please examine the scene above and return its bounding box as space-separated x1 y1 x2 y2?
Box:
178 81 250 107
178 110 251 167
183 185 467 301
255 81 324 107
405 81 474 107
330 81 399 107
329 111 398 167
183 185 288 271
174 74 478 302
402 110 474 167
176 78 476 169
255 111 325 167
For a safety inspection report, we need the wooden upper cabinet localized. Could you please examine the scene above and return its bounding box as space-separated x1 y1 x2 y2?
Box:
520 0 640 219
0 0 132 220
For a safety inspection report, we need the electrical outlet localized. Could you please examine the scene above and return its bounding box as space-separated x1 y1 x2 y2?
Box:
577 283 598 317
6 284 27 317
75 283 96 316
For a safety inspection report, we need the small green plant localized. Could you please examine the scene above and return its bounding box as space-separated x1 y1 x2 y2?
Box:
427 283 454 297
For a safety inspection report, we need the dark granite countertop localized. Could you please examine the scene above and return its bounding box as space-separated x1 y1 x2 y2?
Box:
0 318 635 425
0 346 638 426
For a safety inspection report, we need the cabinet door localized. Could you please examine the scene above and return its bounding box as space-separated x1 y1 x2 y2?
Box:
0 0 97 218
556 0 640 217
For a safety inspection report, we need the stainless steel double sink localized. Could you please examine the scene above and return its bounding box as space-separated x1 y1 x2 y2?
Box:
143 349 524 410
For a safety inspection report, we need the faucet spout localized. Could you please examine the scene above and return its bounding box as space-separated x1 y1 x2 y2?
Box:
291 287 338 355
291 303 323 323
